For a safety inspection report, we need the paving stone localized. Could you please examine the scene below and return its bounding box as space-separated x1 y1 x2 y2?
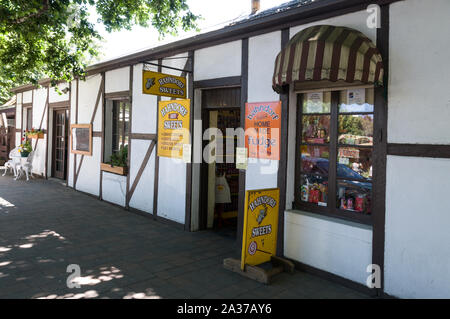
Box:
0 175 369 299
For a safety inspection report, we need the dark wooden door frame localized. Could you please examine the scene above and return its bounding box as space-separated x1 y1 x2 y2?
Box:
276 28 290 256
236 38 248 252
51 108 69 180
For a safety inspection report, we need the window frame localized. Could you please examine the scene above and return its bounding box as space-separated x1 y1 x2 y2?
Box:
103 97 130 164
25 107 32 131
294 90 374 226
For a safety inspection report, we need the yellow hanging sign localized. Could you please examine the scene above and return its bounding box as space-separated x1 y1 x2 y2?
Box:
157 99 191 159
142 70 187 99
241 188 280 270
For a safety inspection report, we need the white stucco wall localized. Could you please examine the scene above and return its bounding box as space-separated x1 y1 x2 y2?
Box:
48 83 69 103
15 93 22 146
284 211 373 285
75 138 101 196
244 31 281 191
388 0 450 144
77 74 103 131
31 87 48 175
290 9 376 43
129 140 156 213
67 80 77 187
73 74 103 196
156 54 189 224
127 63 158 214
102 172 127 207
383 0 450 299
22 90 32 104
194 41 241 81
132 63 158 134
248 31 281 102
385 156 450 298
105 67 130 94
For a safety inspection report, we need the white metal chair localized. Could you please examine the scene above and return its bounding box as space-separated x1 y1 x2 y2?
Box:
16 151 34 181
2 147 20 177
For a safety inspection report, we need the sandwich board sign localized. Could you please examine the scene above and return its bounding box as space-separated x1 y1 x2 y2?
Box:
157 99 191 159
142 70 187 99
241 188 280 270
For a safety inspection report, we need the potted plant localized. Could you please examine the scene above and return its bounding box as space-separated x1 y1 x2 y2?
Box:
25 128 44 139
18 139 32 157
101 145 128 176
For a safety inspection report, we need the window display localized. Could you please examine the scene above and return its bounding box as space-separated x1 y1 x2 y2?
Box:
300 174 328 207
302 115 330 144
296 88 374 221
337 180 372 214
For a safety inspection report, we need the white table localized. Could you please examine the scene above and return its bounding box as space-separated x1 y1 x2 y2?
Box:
10 154 29 180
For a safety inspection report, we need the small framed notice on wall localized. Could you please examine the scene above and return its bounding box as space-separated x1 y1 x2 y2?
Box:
70 124 92 156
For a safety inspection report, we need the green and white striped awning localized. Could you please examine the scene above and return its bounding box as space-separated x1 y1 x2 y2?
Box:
273 25 384 92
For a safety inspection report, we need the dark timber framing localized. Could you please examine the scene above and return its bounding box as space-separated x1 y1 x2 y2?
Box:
153 60 162 219
49 101 70 109
45 86 50 179
387 144 450 158
371 3 390 297
143 61 192 75
184 50 194 231
276 28 290 256
193 76 241 90
236 38 248 251
99 72 106 199
105 90 130 100
125 65 133 208
66 82 72 186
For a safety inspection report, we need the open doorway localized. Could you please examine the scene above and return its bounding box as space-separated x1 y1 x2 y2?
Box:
200 87 241 239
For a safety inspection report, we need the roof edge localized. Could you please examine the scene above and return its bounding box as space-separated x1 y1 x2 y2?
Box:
11 0 401 93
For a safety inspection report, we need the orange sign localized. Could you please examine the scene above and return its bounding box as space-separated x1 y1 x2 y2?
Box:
245 101 281 160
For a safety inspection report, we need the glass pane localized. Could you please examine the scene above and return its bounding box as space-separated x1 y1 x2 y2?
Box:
302 115 330 144
339 88 374 113
337 180 372 214
300 174 328 206
301 145 330 175
337 147 373 180
303 91 331 114
338 114 374 146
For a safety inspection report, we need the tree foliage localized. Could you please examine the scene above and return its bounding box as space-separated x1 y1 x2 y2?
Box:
339 115 364 136
0 0 200 104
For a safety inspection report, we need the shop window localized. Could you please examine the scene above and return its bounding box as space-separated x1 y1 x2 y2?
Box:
295 88 374 223
26 107 32 131
104 99 130 163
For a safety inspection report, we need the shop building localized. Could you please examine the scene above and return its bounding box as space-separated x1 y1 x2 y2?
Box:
8 0 450 298
0 96 16 163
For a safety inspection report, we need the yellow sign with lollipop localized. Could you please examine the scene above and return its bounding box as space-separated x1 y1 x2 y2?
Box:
241 188 280 270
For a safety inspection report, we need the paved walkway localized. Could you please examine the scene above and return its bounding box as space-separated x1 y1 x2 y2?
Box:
0 174 368 299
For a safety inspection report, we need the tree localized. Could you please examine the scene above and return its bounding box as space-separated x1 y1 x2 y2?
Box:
339 115 364 136
0 0 200 104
